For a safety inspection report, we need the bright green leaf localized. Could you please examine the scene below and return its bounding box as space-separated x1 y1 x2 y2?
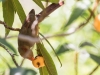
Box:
2 0 14 36
39 66 48 75
37 43 58 75
11 0 26 23
90 54 100 64
65 0 90 27
0 38 17 54
33 0 44 9
39 33 62 67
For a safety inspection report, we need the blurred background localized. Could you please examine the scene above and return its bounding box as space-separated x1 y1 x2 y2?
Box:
0 0 100 75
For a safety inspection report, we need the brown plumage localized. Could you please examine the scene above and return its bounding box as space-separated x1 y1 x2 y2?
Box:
18 9 36 60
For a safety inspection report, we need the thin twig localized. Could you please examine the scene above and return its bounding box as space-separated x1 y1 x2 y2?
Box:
20 58 25 67
88 8 95 18
89 65 99 75
0 20 20 31
0 43 19 67
74 51 78 75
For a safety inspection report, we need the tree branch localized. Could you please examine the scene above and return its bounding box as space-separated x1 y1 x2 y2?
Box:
36 1 64 23
89 65 99 75
74 51 78 75
0 20 20 31
0 43 19 67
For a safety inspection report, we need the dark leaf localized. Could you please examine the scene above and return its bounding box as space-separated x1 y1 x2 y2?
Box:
79 42 95 48
11 0 26 23
90 54 100 64
0 38 17 54
10 67 37 75
65 1 90 27
33 0 44 9
2 0 14 36
37 43 58 75
56 43 75 55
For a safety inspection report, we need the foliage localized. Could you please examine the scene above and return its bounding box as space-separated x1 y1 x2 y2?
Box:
65 0 90 27
0 0 100 75
37 43 58 75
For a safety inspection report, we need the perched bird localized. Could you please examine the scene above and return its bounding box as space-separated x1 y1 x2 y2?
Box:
18 9 36 60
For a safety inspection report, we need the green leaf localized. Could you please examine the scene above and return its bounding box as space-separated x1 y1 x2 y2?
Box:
0 38 17 54
79 41 96 48
90 54 100 64
2 0 14 36
11 0 26 23
41 0 59 3
37 43 58 75
10 67 37 75
39 33 62 67
65 1 90 27
33 0 44 9
56 43 74 55
39 66 48 75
